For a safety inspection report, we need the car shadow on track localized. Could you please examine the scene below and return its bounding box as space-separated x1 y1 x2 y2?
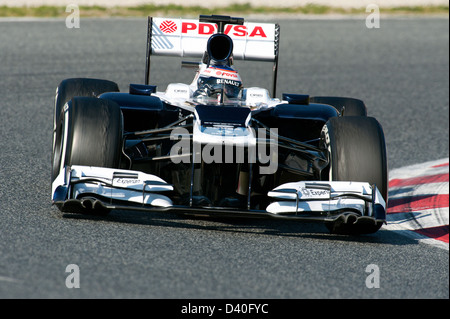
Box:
59 208 418 246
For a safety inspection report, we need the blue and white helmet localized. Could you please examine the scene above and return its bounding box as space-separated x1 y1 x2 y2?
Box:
194 65 243 100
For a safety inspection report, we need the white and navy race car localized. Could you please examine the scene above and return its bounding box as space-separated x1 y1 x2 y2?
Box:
52 15 388 234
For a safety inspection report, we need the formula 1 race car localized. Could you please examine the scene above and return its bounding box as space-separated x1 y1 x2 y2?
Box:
51 15 388 234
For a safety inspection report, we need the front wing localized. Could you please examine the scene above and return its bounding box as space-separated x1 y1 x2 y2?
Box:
52 165 386 226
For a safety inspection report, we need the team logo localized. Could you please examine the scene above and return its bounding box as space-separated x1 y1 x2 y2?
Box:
159 20 177 33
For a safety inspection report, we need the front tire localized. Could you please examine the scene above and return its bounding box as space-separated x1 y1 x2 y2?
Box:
52 97 123 182
322 116 388 234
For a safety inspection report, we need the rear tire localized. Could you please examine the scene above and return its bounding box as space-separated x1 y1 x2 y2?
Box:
310 96 367 116
321 116 388 234
53 78 119 166
53 78 119 130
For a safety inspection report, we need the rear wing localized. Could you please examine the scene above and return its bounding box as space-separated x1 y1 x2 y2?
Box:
145 15 280 97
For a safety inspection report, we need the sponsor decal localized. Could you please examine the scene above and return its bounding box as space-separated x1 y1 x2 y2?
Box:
217 71 238 78
203 67 241 81
216 79 241 87
162 21 268 38
298 187 330 199
159 20 177 33
113 178 142 186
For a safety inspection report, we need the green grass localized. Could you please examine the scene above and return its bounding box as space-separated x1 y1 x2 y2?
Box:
0 3 448 18
387 5 450 14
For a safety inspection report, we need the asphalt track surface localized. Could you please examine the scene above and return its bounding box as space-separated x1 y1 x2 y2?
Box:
0 17 448 300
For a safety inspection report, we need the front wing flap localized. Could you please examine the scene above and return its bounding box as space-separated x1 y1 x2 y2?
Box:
267 181 386 223
52 165 174 210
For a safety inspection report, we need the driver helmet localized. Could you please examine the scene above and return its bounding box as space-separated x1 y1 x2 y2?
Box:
194 65 243 100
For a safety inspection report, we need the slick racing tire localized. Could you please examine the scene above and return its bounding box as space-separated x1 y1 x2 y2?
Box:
52 97 123 182
53 78 119 156
321 116 388 234
310 96 367 116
